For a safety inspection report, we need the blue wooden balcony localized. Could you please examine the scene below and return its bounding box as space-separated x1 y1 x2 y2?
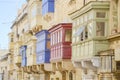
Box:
36 30 50 64
42 0 54 15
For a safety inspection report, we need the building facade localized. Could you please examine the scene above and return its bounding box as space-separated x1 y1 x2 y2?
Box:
49 23 73 80
0 49 9 80
6 0 120 80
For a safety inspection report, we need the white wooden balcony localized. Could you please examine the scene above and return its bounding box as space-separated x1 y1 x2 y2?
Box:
72 40 109 61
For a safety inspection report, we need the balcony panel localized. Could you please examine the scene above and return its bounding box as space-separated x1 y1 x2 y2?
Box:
51 43 71 61
36 51 50 64
72 40 109 60
62 45 71 59
36 41 46 52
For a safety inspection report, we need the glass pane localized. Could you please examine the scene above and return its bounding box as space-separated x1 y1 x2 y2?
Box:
46 41 50 49
116 61 120 70
96 12 106 18
96 22 105 36
60 30 62 42
65 30 72 42
58 31 60 43
47 34 50 39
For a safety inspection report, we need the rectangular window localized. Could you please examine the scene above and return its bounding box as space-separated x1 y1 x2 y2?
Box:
51 78 54 80
51 34 53 46
55 32 58 44
85 28 88 39
101 56 112 72
65 30 72 42
96 22 105 36
56 78 59 80
47 34 50 39
58 31 60 43
116 61 120 70
11 38 13 42
60 30 62 42
53 33 55 45
80 32 83 41
46 41 50 49
96 12 106 18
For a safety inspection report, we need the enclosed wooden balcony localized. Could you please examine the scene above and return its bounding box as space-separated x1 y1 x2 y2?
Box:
72 40 109 61
26 36 37 66
49 23 72 62
36 30 50 64
42 0 54 22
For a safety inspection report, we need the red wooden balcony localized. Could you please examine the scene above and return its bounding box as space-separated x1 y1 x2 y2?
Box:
49 23 72 62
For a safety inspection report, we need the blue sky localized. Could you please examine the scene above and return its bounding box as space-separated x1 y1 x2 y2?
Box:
0 0 26 49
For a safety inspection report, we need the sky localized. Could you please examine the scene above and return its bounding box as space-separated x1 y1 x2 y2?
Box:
0 0 26 49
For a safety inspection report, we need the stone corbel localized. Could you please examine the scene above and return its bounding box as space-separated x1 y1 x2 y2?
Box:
36 65 45 74
32 25 42 34
31 65 38 73
43 13 53 22
25 29 33 35
26 66 32 74
52 63 57 72
50 71 55 75
22 67 27 72
91 57 101 68
73 61 83 69
68 0 76 5
81 61 97 71
56 62 62 71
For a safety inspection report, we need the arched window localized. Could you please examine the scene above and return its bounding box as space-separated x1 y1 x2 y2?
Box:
69 72 73 80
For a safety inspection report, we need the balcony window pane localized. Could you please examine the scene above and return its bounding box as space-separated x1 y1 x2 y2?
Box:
65 30 72 42
116 61 120 70
60 30 62 42
96 12 106 18
96 22 105 36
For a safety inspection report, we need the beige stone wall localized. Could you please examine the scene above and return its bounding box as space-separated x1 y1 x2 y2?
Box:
0 49 9 80
8 0 120 80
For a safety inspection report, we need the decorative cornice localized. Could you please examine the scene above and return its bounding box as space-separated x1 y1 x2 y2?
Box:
69 1 110 20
